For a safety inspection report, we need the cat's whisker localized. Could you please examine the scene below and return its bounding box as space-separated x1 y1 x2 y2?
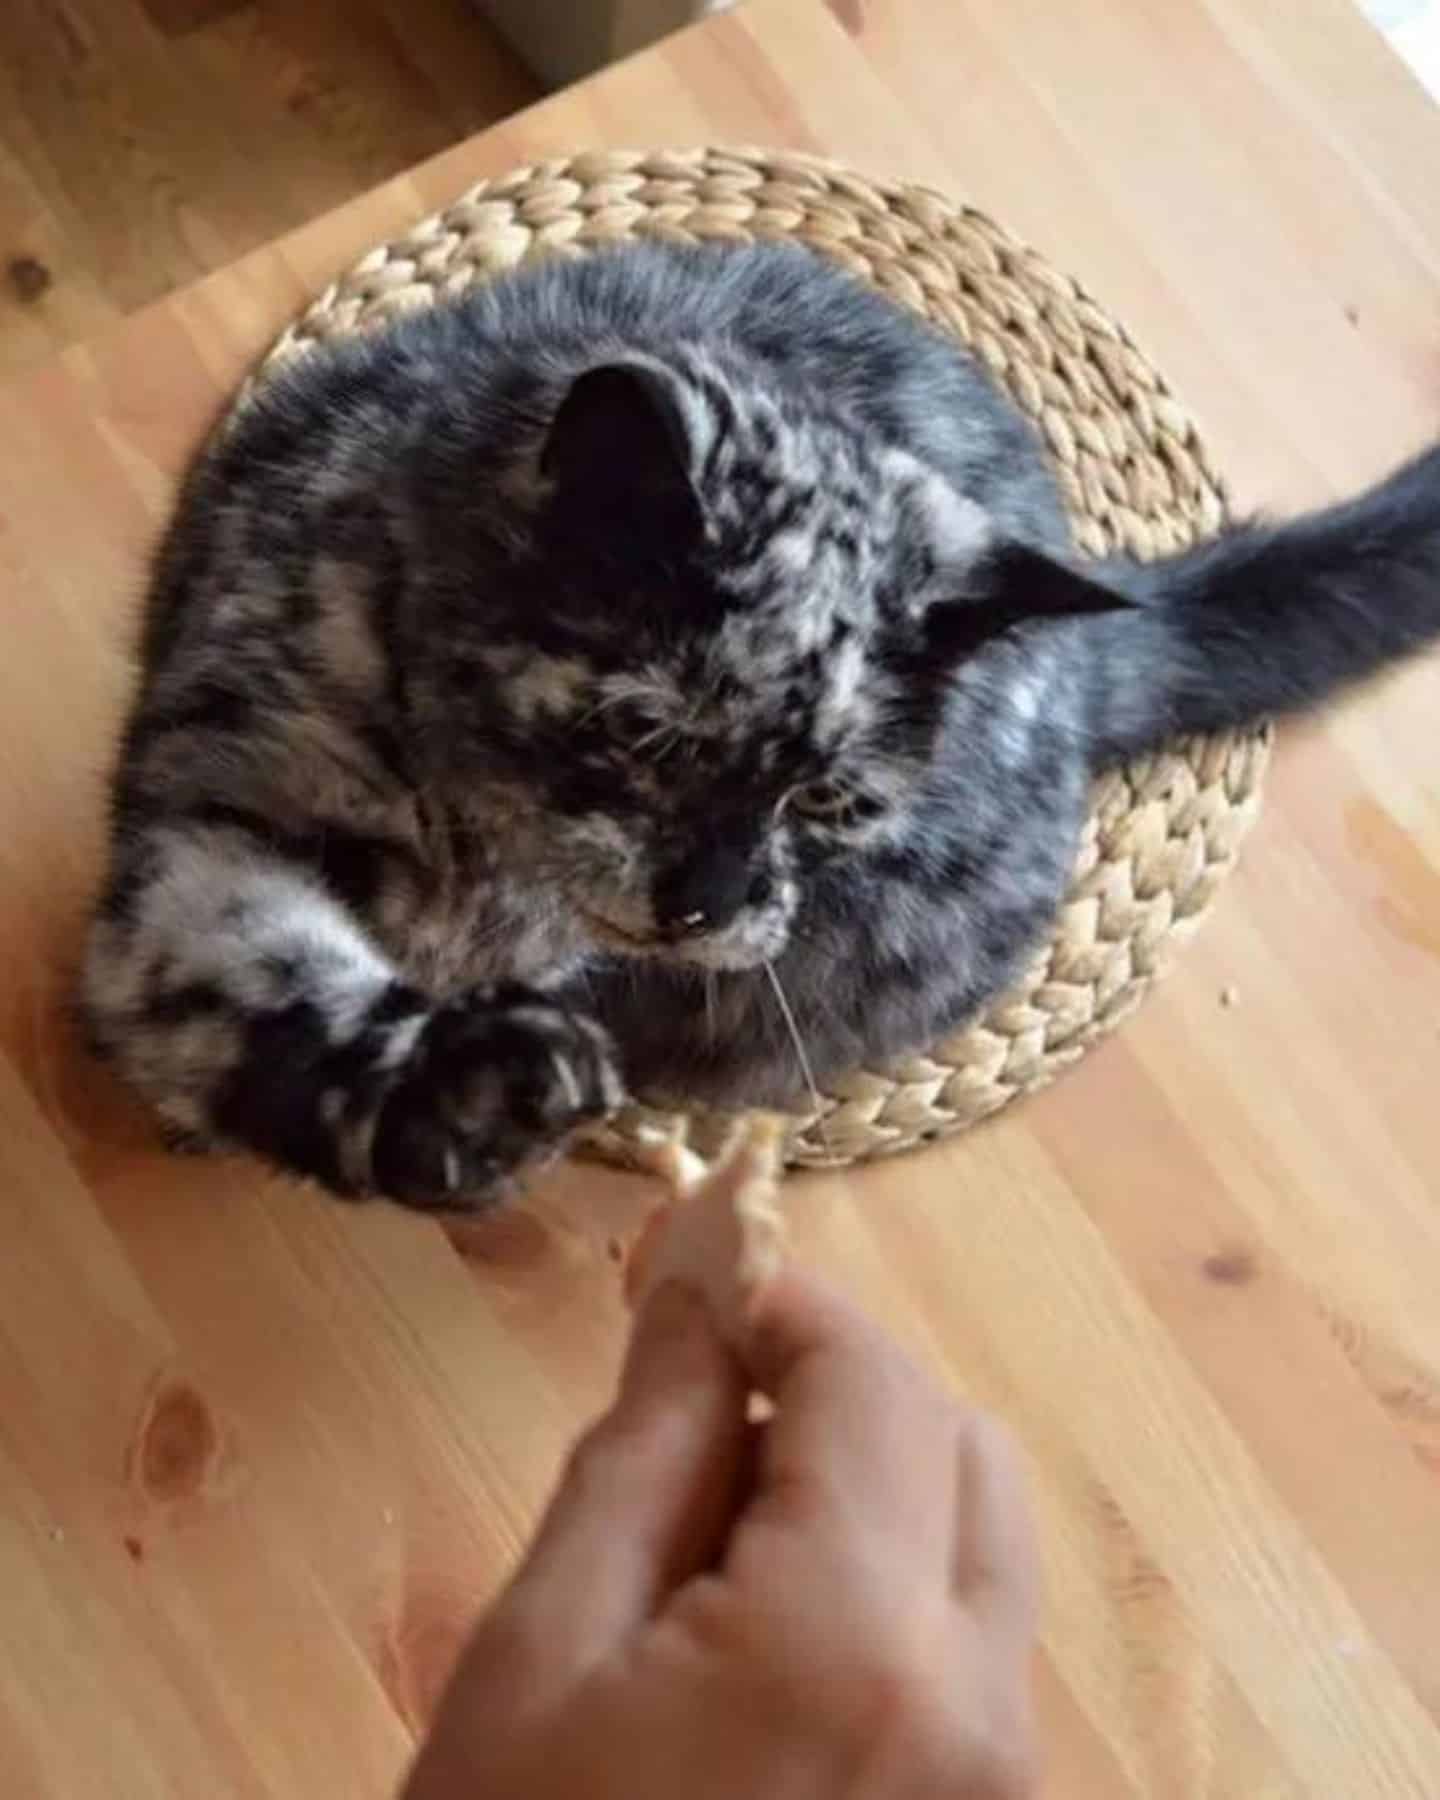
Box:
762 958 825 1131
85 223 1440 1229
579 689 633 721
632 721 684 761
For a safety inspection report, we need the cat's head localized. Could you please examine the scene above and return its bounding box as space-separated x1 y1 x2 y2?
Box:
469 354 1126 972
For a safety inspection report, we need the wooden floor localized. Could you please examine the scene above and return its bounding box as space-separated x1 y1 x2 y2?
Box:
0 0 538 376
1 0 1439 1794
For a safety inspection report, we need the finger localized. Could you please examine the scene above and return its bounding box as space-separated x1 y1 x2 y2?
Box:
952 1414 1040 1656
500 1281 748 1679
736 1266 960 1566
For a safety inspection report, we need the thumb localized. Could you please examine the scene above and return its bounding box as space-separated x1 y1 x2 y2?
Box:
500 1282 748 1679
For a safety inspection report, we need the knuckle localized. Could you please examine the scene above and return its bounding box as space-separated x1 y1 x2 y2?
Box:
746 1457 837 1534
561 1418 616 1492
447 1600 553 1713
668 1574 755 1660
838 1631 945 1752
942 1663 1040 1797
477 1601 548 1672
955 1725 1041 1799
841 1628 1038 1795
562 1412 658 1498
969 1410 1024 1482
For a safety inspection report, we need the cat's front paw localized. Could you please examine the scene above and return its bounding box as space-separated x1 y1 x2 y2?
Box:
370 986 623 1209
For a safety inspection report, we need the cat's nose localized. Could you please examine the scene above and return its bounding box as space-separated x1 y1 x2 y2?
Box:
653 850 770 938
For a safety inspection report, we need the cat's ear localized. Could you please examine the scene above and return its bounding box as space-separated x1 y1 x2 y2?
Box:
925 543 1137 660
541 361 705 538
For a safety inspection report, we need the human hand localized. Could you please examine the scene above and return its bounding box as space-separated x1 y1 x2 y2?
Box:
403 1269 1039 1798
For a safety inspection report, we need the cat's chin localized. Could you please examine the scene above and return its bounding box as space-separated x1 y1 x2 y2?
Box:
578 908 783 973
578 910 656 953
661 937 778 974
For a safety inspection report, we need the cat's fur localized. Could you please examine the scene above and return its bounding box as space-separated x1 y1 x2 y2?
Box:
81 242 1440 1207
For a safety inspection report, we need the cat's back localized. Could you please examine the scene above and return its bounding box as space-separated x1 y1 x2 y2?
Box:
161 240 1045 591
207 241 1022 484
428 239 1028 468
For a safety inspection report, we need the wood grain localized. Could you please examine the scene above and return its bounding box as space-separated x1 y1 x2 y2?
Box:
0 0 1438 1793
0 0 538 378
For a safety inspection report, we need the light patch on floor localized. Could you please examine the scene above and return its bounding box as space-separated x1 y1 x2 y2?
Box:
1358 0 1440 96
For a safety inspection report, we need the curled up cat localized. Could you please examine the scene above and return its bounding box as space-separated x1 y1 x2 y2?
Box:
80 242 1440 1209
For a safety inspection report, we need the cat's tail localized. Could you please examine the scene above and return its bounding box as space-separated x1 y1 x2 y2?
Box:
1088 442 1440 763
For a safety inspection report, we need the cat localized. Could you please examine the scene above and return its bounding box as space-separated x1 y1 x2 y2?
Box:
80 241 1440 1209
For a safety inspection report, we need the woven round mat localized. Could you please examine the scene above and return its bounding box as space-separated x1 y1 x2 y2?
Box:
247 146 1269 1171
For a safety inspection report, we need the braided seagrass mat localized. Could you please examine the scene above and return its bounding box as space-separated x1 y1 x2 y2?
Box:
245 146 1269 1172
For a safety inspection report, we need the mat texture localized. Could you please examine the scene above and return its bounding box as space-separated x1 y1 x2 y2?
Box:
247 146 1269 1170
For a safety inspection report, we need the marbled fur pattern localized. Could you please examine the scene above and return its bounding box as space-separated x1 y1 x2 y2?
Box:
82 243 1440 1206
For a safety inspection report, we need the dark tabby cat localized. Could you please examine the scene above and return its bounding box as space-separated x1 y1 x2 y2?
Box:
81 242 1440 1208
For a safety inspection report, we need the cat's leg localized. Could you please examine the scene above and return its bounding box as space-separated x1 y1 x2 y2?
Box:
82 826 622 1206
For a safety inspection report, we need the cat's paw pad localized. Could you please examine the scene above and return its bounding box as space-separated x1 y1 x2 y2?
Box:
371 987 623 1209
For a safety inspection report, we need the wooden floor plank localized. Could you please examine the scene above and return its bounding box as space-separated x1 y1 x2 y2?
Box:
0 1057 411 1799
0 0 538 373
0 2 1437 1792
